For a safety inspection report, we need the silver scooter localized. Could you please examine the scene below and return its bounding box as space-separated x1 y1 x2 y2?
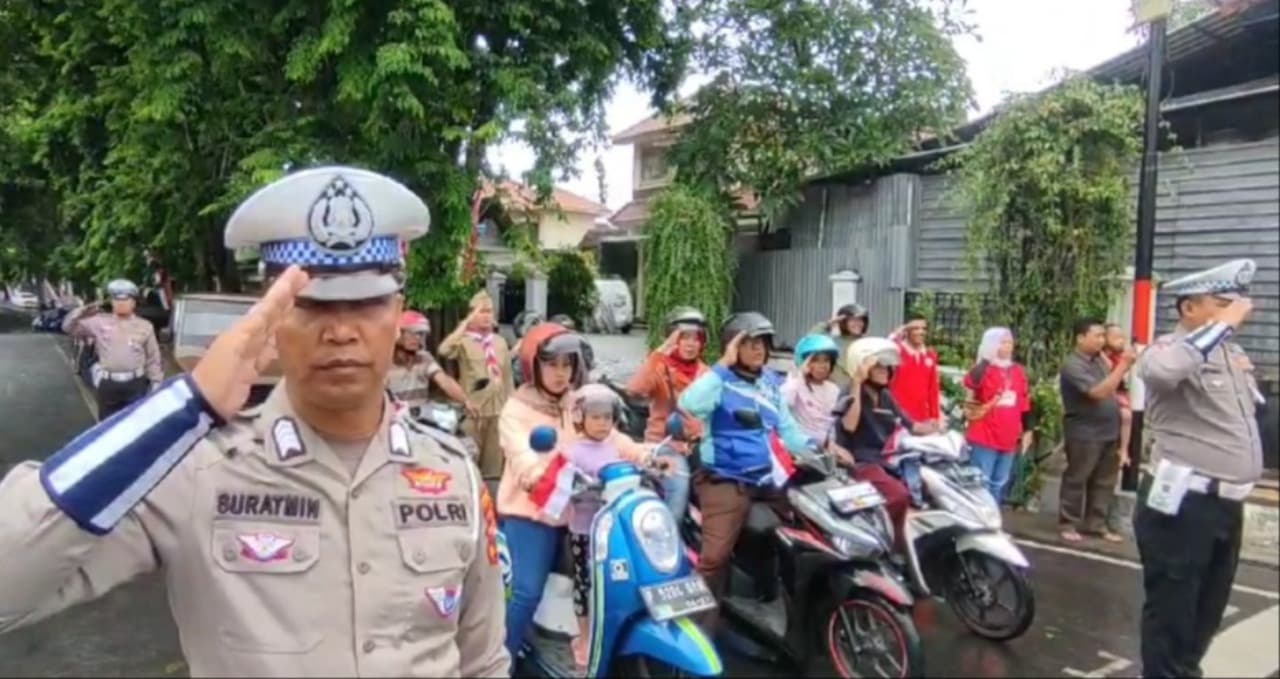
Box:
890 431 1036 641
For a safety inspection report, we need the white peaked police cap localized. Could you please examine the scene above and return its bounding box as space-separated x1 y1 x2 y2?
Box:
224 166 431 301
1162 258 1256 301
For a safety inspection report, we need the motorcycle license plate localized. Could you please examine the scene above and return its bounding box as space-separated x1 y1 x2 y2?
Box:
827 481 885 515
639 575 717 622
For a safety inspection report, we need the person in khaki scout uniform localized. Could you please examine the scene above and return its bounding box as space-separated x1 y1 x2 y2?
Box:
63 278 164 420
1133 258 1263 679
0 166 509 678
437 291 513 480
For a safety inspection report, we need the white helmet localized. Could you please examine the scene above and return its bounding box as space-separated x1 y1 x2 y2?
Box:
845 337 901 375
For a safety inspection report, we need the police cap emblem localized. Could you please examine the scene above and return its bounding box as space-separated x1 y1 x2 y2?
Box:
308 175 374 251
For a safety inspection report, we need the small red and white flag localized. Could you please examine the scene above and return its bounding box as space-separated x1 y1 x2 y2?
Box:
529 453 576 521
767 431 797 488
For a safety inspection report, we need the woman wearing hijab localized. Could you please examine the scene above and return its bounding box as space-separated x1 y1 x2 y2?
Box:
962 327 1032 503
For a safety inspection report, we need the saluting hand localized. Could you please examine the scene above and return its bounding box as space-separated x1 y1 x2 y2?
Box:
1218 298 1254 330
658 329 680 356
718 331 745 367
192 266 309 419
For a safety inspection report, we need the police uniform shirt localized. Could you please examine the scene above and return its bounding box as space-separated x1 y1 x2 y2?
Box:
0 166 509 677
64 309 163 383
1138 258 1263 484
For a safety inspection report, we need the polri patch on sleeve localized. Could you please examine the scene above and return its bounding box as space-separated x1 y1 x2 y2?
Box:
272 417 307 462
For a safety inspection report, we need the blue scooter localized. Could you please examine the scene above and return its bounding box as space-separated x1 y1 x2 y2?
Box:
498 425 724 677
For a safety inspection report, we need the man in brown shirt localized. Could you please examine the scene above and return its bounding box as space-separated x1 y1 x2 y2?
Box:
437 291 513 480
63 278 164 420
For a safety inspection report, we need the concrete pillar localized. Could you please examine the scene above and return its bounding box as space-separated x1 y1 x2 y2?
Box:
635 240 646 320
526 270 548 317
486 271 507 317
829 269 862 316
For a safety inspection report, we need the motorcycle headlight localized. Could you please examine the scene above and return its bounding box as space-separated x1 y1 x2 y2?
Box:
631 502 680 573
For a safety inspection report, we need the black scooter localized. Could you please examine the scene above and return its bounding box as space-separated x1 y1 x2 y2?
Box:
677 411 924 678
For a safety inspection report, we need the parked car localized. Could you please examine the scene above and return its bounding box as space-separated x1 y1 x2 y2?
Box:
4 285 40 309
586 277 634 334
171 293 278 406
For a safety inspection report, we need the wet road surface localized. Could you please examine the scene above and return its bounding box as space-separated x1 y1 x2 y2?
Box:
0 316 1276 678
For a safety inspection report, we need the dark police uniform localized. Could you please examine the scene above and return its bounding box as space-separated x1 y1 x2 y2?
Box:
1134 258 1263 679
0 167 509 677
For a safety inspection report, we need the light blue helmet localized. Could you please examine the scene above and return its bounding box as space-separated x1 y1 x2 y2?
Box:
794 333 841 367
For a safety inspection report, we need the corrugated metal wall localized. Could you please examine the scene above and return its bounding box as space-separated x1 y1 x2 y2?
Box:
913 138 1280 376
734 174 916 347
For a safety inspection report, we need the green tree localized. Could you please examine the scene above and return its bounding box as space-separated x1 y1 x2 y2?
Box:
669 0 973 217
0 0 686 307
545 249 598 325
643 185 735 356
948 78 1145 382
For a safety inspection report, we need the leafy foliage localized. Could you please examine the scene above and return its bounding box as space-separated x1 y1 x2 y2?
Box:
545 249 598 324
668 0 973 217
947 78 1145 383
643 185 735 358
0 0 684 306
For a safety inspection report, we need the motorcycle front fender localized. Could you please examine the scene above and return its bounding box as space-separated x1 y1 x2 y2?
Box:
956 531 1029 568
615 617 724 677
829 565 914 608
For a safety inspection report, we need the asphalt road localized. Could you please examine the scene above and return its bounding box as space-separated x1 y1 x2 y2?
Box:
0 315 1276 678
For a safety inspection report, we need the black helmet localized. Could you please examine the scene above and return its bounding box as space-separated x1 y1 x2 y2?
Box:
662 306 707 336
836 303 869 335
720 311 775 352
513 310 543 339
549 313 577 331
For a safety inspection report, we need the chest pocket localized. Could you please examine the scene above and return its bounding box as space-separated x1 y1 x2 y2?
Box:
395 522 474 628
1198 364 1233 394
209 523 323 653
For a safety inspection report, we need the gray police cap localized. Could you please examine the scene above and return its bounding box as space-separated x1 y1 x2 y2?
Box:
106 279 139 299
225 166 430 301
1162 258 1256 300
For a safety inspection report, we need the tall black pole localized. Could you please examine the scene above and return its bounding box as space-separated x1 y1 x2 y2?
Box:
1125 16 1167 492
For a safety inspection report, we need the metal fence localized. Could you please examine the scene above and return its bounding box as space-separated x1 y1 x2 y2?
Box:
903 288 995 350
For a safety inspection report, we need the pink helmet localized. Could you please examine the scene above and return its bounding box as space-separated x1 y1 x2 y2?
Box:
399 311 430 334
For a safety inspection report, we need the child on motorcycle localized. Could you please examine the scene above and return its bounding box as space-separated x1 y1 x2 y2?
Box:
562 384 663 669
781 333 842 443
832 338 942 543
496 321 655 659
678 312 816 628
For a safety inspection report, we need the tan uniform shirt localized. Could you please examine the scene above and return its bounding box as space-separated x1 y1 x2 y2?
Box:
0 383 509 678
437 332 512 417
1139 323 1263 484
386 352 444 407
63 306 163 383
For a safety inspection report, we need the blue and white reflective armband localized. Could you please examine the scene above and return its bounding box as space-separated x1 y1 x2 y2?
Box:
1184 321 1233 359
39 375 222 535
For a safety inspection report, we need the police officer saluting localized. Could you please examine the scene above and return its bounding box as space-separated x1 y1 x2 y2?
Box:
1134 258 1262 679
0 167 509 677
63 278 163 419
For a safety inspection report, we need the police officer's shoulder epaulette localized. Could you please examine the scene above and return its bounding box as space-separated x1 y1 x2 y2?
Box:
399 414 470 459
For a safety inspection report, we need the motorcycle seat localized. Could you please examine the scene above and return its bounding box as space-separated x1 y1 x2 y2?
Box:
742 502 780 540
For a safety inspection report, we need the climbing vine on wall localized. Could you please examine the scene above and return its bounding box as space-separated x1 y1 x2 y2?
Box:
948 78 1146 383
643 185 735 358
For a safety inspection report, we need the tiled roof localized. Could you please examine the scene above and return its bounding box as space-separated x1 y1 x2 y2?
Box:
480 180 610 216
611 111 693 145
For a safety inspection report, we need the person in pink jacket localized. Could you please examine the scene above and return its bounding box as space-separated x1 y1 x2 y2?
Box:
497 322 652 658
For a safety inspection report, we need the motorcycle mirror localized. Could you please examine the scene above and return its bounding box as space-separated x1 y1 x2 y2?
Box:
732 408 764 429
529 426 558 453
665 413 686 439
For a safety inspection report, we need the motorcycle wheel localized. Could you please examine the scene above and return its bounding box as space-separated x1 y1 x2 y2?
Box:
944 551 1035 641
611 654 692 678
813 593 924 678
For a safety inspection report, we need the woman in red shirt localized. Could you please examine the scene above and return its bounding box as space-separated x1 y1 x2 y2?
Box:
963 327 1032 503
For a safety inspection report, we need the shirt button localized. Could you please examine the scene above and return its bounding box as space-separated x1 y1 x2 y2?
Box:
413 549 426 564
358 562 371 575
351 488 362 500
222 545 238 561
293 547 310 562
362 640 376 653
